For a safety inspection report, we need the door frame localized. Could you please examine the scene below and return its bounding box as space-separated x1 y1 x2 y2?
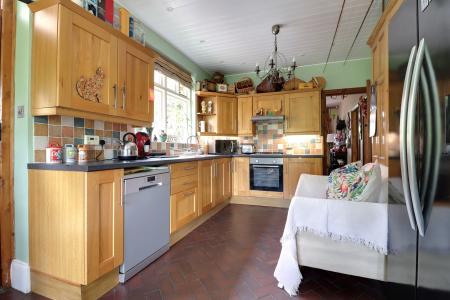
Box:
0 0 16 288
322 86 369 174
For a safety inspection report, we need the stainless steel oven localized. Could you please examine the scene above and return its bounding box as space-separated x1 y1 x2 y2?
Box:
249 157 283 192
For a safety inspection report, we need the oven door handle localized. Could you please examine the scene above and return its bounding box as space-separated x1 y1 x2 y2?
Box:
251 165 282 168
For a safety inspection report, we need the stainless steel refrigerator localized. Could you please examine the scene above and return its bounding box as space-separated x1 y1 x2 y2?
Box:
387 0 450 299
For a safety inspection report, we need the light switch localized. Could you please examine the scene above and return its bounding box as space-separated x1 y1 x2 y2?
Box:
17 105 25 118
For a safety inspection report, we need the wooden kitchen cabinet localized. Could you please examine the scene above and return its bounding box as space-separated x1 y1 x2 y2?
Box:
117 39 154 122
253 94 284 115
283 157 323 199
170 187 198 233
237 95 254 136
216 158 232 204
169 162 199 233
217 97 238 135
196 92 237 136
29 0 156 126
284 91 321 134
198 160 215 214
29 169 123 298
232 157 250 196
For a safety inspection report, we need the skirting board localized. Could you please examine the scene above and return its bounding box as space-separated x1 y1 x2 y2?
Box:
170 200 230 246
230 196 291 208
11 259 31 293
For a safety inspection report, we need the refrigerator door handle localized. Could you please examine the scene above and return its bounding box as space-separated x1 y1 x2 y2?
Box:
399 45 418 231
422 40 442 235
406 39 442 237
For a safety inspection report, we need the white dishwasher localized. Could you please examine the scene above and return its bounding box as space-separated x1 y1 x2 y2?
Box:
119 167 170 283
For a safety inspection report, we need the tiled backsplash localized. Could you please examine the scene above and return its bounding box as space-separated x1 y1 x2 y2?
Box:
202 122 323 155
33 115 198 162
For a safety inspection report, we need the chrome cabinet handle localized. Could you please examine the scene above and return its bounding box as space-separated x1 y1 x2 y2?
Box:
399 46 417 231
113 84 118 109
184 166 196 171
407 39 442 237
122 83 126 111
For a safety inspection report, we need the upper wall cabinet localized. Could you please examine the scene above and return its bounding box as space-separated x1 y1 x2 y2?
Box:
30 0 156 126
237 95 254 136
196 92 237 136
284 91 321 134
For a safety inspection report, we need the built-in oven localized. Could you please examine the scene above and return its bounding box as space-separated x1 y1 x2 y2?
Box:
249 157 283 192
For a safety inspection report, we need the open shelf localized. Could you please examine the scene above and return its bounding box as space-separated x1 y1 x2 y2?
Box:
197 132 217 136
196 113 216 116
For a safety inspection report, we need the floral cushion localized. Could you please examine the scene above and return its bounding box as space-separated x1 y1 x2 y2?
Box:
326 162 381 201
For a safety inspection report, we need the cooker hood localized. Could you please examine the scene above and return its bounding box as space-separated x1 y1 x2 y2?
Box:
251 115 285 122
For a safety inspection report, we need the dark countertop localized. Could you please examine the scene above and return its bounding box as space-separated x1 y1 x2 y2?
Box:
27 153 323 172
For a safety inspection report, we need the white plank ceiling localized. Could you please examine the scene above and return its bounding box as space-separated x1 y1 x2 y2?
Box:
120 0 383 74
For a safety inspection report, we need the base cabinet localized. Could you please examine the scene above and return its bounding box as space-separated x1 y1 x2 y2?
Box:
216 158 232 204
29 169 123 298
232 157 250 196
170 188 198 233
283 157 323 199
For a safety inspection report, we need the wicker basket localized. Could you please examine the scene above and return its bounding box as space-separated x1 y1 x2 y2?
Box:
235 77 254 94
283 77 305 91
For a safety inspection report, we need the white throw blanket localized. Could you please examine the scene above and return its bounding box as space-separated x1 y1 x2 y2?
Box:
274 196 388 296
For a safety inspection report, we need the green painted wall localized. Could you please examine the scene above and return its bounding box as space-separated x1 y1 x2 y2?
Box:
224 58 372 90
14 1 33 263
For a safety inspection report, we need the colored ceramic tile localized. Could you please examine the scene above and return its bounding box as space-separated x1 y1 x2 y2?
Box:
74 138 84 146
94 120 104 130
48 115 61 125
104 130 112 138
61 126 74 137
113 123 121 131
112 131 120 139
95 130 104 137
120 123 127 131
84 119 94 129
49 137 62 147
48 125 62 137
61 116 74 127
104 121 112 130
104 149 114 160
34 150 46 163
74 117 85 128
85 128 94 135
62 137 74 146
34 116 48 124
34 136 49 150
74 127 84 138
34 124 48 136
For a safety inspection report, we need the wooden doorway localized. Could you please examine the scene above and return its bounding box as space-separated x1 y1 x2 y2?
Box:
323 86 371 174
0 0 16 288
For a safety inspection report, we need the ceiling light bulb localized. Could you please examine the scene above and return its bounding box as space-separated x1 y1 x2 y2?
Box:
166 6 174 12
199 40 205 43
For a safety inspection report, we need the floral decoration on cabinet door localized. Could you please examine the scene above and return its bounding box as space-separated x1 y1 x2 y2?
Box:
76 67 105 102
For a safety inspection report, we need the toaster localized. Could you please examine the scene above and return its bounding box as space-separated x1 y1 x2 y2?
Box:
241 144 255 154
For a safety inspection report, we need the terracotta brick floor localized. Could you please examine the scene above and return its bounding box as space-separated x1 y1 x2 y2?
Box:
1 204 387 300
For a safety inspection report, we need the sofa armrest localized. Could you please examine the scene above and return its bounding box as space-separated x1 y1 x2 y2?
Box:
295 174 328 199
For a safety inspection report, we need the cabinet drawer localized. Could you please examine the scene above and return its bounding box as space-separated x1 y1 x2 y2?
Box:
170 162 198 179
171 175 198 195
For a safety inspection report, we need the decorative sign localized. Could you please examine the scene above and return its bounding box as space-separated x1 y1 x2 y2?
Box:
76 67 105 102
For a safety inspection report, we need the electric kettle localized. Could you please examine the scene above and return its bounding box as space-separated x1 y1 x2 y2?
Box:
118 132 138 160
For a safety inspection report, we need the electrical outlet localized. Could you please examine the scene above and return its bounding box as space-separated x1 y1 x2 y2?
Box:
84 135 99 145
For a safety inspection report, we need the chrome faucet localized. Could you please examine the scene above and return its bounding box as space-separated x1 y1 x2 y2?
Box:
186 135 200 152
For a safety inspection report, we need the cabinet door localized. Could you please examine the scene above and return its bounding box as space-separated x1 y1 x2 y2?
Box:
238 96 254 136
59 7 118 115
232 157 250 196
118 40 154 122
253 94 284 115
217 97 237 135
285 91 321 134
216 158 232 204
198 160 214 215
85 169 123 284
283 158 322 199
170 188 198 233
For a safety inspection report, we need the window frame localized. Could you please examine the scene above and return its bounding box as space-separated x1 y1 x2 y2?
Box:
153 70 194 142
